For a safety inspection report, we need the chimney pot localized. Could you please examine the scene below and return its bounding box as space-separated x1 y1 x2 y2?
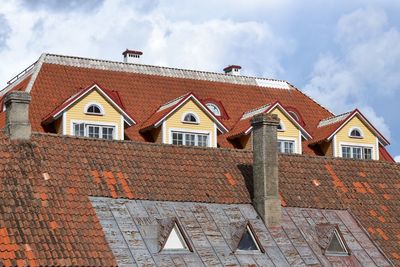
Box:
122 49 143 63
223 65 241 75
4 91 31 140
251 113 281 227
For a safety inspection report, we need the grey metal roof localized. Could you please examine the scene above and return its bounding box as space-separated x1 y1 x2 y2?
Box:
91 197 392 267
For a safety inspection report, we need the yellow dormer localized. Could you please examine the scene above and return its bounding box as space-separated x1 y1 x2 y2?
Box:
42 83 135 140
140 93 228 147
227 102 312 154
313 110 390 160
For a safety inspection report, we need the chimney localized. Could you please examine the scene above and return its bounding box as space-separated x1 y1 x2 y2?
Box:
4 91 31 140
223 65 241 75
251 113 281 227
122 49 143 63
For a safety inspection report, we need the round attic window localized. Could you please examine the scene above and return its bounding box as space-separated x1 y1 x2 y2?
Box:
206 103 221 116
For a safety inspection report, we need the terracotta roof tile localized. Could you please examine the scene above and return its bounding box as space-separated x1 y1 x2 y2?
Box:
0 130 398 264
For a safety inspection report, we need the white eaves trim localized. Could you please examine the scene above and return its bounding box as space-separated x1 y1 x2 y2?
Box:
326 111 389 146
153 94 228 133
53 84 136 126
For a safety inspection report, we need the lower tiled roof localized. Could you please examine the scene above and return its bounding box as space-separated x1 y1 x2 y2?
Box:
0 132 399 265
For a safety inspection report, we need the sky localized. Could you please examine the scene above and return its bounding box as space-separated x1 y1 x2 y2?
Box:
0 0 399 160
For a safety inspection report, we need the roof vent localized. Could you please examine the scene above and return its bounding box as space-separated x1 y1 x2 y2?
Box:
122 49 143 64
224 65 241 76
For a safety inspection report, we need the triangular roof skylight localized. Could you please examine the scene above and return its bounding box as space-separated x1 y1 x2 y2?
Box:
163 223 189 251
325 229 349 255
237 225 261 251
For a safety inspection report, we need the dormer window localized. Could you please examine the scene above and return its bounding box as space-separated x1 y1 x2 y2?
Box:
206 103 221 116
85 103 104 115
182 112 199 124
349 127 363 138
277 121 285 131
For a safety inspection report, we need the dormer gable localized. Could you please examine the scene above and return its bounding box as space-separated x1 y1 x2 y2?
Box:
312 109 390 160
42 83 135 140
140 92 228 147
226 101 312 153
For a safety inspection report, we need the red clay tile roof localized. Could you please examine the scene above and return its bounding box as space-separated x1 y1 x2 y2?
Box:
2 54 333 145
0 132 399 264
41 82 135 125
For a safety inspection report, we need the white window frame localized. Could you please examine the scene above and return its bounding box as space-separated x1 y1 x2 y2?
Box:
70 120 118 140
277 121 286 132
84 102 105 116
168 128 211 147
348 127 364 139
339 142 375 160
205 103 221 116
277 137 297 154
181 111 200 124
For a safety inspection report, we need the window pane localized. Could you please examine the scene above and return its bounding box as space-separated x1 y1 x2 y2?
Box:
352 147 362 159
277 141 282 152
185 133 196 146
364 148 372 159
172 132 183 145
342 146 351 158
73 123 84 137
278 140 295 154
88 125 100 138
183 113 197 123
102 127 114 140
197 134 208 147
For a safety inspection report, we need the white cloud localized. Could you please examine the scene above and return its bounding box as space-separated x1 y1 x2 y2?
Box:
304 7 400 139
394 155 400 163
0 0 293 88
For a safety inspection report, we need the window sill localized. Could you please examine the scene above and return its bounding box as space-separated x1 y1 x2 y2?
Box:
181 121 200 125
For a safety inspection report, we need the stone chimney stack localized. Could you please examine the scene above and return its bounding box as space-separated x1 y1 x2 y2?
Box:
251 113 281 227
4 91 31 140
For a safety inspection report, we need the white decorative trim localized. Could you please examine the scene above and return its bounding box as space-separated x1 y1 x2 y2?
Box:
333 135 337 157
62 112 67 135
348 127 364 138
241 104 271 120
53 84 135 126
298 130 302 154
70 119 119 140
168 127 212 147
120 115 124 140
376 137 379 160
214 123 217 147
162 121 166 143
154 94 228 133
84 102 105 115
181 111 200 124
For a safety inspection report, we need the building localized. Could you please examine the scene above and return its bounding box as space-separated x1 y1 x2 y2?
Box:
0 52 399 266
0 51 394 162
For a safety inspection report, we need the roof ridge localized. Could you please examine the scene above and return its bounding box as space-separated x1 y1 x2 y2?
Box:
42 53 292 89
158 93 188 111
241 103 272 120
318 111 352 128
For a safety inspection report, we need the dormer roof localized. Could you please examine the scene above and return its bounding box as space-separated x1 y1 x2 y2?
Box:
41 83 136 126
140 92 229 133
226 101 312 140
311 109 390 146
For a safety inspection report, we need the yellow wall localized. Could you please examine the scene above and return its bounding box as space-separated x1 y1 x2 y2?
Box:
271 107 301 153
164 99 216 146
334 116 378 159
64 90 124 140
